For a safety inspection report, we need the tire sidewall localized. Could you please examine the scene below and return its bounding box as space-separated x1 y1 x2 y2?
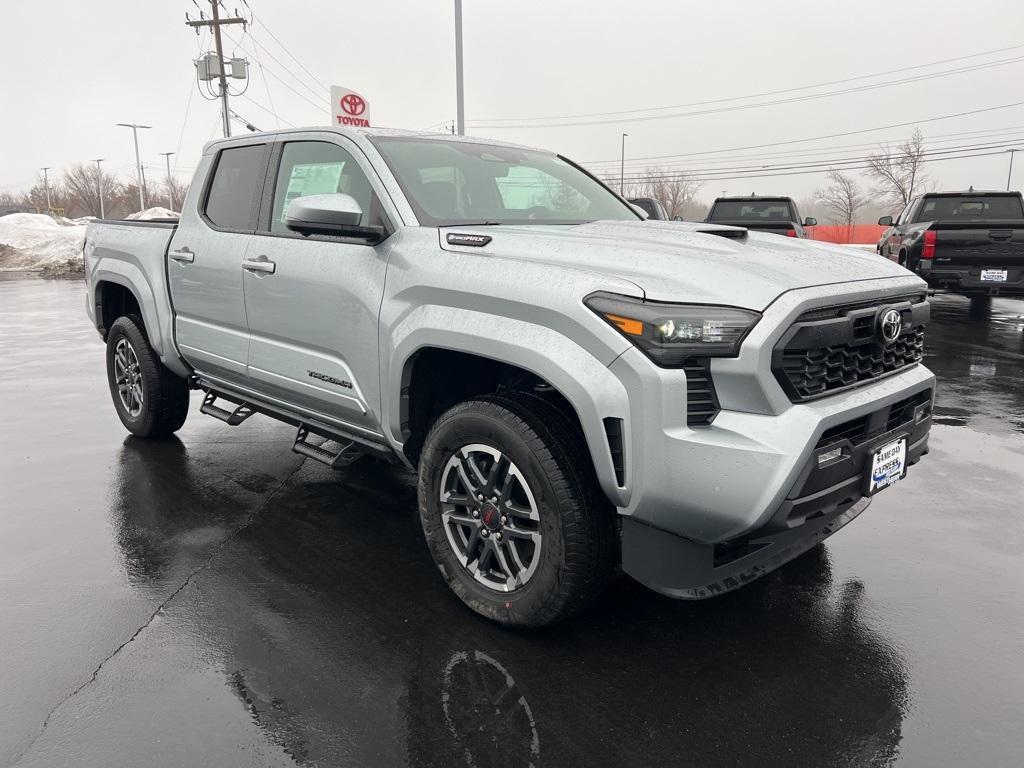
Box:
418 405 569 625
106 318 157 436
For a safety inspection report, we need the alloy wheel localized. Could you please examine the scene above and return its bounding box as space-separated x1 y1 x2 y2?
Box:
440 443 542 592
113 337 144 418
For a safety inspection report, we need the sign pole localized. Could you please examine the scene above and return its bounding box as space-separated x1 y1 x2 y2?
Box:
455 0 465 136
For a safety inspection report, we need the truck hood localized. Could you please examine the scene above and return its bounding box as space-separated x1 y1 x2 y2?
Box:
439 220 915 310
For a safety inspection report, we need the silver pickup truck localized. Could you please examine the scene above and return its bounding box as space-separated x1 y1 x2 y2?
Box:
84 127 935 627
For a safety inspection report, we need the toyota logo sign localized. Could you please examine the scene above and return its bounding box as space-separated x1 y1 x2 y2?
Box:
878 308 903 344
340 93 366 116
329 86 371 128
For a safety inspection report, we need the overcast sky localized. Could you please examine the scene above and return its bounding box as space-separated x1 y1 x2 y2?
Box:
2 0 1023 205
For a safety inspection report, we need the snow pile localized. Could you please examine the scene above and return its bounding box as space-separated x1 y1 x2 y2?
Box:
0 213 86 274
127 207 179 220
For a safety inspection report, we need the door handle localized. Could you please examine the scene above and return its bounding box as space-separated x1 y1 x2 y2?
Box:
169 248 194 263
241 257 276 274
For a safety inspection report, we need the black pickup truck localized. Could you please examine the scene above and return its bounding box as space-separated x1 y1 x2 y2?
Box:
878 190 1024 298
704 196 816 238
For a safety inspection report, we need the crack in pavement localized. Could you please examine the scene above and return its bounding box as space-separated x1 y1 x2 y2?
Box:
11 459 308 767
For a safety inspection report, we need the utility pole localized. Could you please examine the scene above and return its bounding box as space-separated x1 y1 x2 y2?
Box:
40 167 52 212
92 159 105 219
117 123 151 212
187 2 247 138
620 134 628 195
454 0 465 136
159 152 175 210
1007 149 1021 191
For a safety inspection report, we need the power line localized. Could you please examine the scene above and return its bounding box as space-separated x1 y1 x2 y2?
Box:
608 139 1024 182
221 29 323 115
249 9 329 91
470 55 1024 129
579 101 1024 166
586 126 1024 171
606 146 1018 185
473 42 1024 123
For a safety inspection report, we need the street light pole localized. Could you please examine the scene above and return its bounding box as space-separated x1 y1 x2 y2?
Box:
1007 149 1021 191
40 167 52 212
117 123 151 212
92 159 105 219
159 152 175 210
454 0 465 136
620 133 628 195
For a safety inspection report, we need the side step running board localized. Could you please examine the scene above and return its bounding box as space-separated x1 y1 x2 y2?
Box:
200 392 256 426
292 425 364 469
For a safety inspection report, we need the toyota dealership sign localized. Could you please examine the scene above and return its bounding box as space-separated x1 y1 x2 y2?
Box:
330 86 371 128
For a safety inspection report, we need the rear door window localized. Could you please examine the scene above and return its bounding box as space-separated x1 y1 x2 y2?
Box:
203 144 266 230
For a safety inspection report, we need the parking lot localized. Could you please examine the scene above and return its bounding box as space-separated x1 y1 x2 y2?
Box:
2 276 1023 767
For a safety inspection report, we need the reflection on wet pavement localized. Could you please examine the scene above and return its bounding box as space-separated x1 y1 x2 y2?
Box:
2 281 1023 767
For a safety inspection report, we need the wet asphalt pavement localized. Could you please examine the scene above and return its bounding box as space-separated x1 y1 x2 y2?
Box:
1 277 1023 768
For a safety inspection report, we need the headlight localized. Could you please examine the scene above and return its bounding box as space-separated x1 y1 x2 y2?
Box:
585 292 761 367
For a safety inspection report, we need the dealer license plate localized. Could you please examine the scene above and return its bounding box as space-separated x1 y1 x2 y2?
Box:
981 269 1008 282
867 437 907 495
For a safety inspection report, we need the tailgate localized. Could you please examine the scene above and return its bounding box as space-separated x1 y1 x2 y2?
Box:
932 220 1024 266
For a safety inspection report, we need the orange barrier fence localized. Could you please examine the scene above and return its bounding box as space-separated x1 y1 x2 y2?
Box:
805 224 887 245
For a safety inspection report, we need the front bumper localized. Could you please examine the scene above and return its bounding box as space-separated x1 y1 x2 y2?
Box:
620 388 932 599
920 263 1024 295
609 334 934 545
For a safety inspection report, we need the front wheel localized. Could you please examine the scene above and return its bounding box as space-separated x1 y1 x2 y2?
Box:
105 315 189 437
417 395 615 628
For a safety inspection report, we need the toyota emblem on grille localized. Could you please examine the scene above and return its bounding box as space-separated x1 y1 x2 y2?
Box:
878 308 903 344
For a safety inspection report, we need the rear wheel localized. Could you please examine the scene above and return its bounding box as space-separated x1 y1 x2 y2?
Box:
105 315 189 437
417 395 615 628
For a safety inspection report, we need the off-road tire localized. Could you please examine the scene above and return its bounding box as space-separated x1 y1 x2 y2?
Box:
418 393 616 628
105 315 189 437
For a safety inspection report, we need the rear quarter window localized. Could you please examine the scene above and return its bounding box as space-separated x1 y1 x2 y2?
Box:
204 144 266 230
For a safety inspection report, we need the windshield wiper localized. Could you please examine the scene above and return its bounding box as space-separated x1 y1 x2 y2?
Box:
447 221 504 226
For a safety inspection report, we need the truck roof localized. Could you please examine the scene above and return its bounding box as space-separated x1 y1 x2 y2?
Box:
712 195 795 202
202 125 538 156
920 190 1021 197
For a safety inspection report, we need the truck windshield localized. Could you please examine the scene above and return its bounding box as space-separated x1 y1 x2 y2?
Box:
917 195 1024 221
709 200 794 221
372 137 639 226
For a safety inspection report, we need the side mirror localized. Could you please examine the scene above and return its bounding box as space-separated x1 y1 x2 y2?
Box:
672 215 685 222
630 203 650 220
285 194 384 241
877 215 894 226
803 217 817 226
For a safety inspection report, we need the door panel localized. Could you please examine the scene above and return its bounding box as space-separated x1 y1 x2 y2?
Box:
168 143 266 385
243 241 385 431
243 139 389 433
170 226 252 380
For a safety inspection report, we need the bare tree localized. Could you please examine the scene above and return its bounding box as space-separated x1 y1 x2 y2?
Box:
817 170 867 240
866 127 928 209
644 169 702 219
24 172 72 215
163 176 189 212
63 163 122 218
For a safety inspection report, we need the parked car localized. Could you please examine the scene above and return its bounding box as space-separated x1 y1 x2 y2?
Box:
627 197 668 220
878 190 1024 298
84 127 934 627
705 195 816 237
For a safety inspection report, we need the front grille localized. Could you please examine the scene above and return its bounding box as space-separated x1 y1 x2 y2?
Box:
773 295 930 402
780 327 925 400
684 359 719 426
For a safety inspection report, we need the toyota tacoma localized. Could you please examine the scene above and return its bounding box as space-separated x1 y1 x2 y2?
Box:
84 127 934 627
878 190 1024 299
